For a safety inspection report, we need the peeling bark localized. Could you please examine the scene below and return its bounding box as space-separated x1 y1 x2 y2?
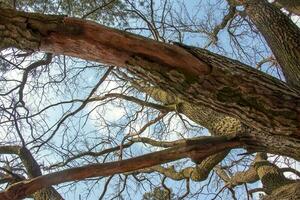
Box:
0 136 241 200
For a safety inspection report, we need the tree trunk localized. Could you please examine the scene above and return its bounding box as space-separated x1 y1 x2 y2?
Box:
275 0 300 16
244 0 300 89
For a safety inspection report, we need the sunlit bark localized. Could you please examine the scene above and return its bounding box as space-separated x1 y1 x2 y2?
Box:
0 146 63 200
1 6 300 199
0 136 240 199
1 8 300 142
242 0 300 88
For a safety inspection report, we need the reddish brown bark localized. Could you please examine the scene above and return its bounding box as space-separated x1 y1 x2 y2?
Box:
0 137 241 200
42 18 209 76
0 6 300 200
0 146 63 200
1 8 300 140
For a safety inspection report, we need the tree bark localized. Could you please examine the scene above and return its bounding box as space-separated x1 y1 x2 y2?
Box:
133 136 230 182
134 85 300 161
263 182 300 200
0 146 63 200
1 8 300 143
141 151 229 182
275 0 300 16
252 153 295 195
0 6 300 200
243 0 300 89
0 136 241 200
215 153 299 197
254 160 294 194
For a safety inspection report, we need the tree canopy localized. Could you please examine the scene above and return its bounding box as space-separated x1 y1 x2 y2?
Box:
0 0 299 199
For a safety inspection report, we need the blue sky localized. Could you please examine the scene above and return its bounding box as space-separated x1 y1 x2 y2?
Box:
1 0 299 199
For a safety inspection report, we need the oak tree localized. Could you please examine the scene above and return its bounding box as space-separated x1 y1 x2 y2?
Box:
0 0 299 199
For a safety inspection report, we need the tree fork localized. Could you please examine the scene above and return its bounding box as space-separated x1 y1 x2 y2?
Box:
133 85 300 160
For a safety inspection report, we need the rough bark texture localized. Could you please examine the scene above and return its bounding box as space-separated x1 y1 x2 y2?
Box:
139 151 228 182
0 137 241 199
214 153 264 188
138 86 243 137
135 83 300 161
263 182 300 200
215 152 300 197
135 85 300 193
130 134 229 182
1 8 300 142
254 160 294 194
141 88 300 196
0 8 207 75
19 148 64 199
276 0 300 15
244 0 300 89
0 146 63 200
0 9 300 159
1 7 300 199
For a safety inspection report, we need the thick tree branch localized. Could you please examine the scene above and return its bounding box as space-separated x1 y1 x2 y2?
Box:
139 151 228 182
254 160 296 194
214 153 265 188
1 8 300 157
0 146 63 200
215 153 298 195
0 146 41 177
262 182 300 200
243 0 300 89
134 85 300 160
274 0 300 15
0 136 241 199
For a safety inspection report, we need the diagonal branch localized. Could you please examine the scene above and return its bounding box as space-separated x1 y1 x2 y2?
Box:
0 136 242 199
1 8 300 158
0 146 63 199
